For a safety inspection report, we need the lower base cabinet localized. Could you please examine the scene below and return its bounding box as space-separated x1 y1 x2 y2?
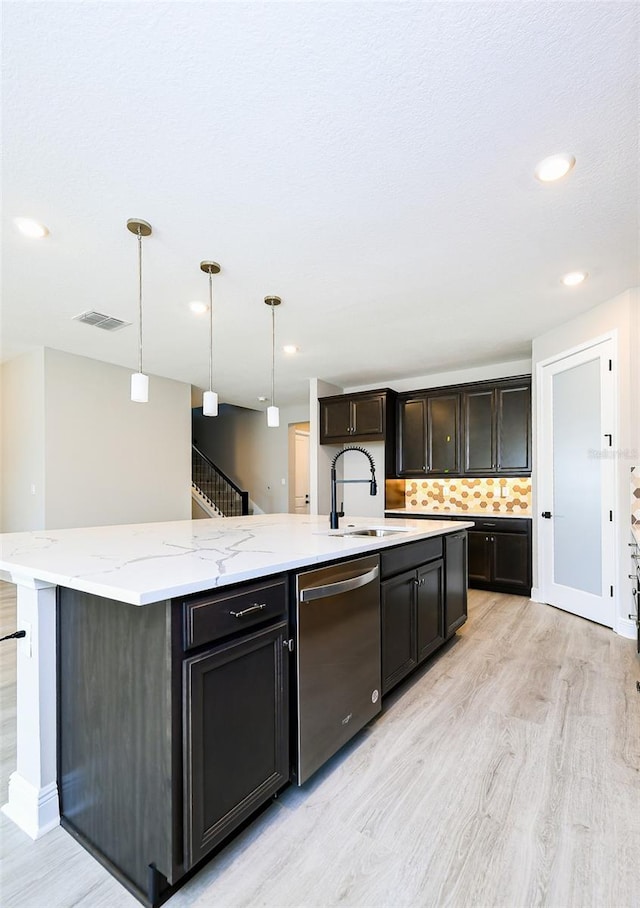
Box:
58 578 290 908
381 534 466 695
467 520 531 595
183 621 289 868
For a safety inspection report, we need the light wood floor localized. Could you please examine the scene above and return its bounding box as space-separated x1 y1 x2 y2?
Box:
1 580 638 908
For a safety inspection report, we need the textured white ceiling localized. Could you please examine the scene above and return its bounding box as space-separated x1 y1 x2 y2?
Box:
2 2 638 407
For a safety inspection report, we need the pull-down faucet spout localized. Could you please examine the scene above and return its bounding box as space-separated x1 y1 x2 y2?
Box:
329 446 378 530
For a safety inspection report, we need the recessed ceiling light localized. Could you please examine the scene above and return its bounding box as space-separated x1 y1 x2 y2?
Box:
257 396 268 402
14 217 49 238
534 154 576 183
283 345 299 354
189 300 208 314
561 270 588 286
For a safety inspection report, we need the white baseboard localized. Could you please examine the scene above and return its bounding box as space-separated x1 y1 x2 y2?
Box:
614 617 638 640
530 587 543 603
2 773 59 840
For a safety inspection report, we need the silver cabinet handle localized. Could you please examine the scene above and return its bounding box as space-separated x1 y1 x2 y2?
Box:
230 602 266 618
300 565 379 602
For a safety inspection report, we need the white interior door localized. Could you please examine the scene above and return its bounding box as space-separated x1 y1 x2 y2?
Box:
294 430 310 514
538 337 615 626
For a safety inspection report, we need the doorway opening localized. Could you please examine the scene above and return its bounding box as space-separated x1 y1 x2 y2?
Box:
288 422 310 514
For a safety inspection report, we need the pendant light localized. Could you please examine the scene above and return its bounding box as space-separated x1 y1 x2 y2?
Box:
200 261 221 416
264 295 281 427
127 218 152 402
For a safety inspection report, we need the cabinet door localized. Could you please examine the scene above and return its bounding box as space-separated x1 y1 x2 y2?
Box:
463 389 495 473
427 394 460 474
497 385 531 472
444 532 468 638
398 398 427 475
381 570 417 694
321 398 353 441
416 559 445 662
468 531 492 584
491 531 531 592
183 622 289 869
352 395 385 437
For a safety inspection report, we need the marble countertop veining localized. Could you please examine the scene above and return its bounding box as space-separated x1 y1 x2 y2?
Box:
0 513 473 606
385 508 532 520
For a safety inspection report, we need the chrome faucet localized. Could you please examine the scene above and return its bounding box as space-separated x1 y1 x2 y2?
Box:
329 446 377 529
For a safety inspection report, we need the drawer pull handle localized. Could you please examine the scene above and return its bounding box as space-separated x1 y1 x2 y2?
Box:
230 603 267 618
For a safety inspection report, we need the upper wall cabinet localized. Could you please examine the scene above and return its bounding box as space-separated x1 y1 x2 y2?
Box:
397 392 460 476
319 389 395 444
397 376 531 478
462 379 531 475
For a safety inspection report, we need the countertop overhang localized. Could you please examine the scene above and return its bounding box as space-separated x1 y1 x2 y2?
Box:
0 514 474 606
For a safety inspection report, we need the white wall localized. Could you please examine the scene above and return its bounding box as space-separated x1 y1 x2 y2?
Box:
193 401 310 514
309 378 343 516
1 350 46 532
531 287 639 637
1 348 192 532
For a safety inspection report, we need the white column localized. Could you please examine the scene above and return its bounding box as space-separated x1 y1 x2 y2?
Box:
2 576 60 838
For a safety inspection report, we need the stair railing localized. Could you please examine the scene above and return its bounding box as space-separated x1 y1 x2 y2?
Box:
192 445 249 517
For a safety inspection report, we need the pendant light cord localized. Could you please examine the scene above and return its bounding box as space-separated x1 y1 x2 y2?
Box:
208 270 214 393
137 228 143 375
270 302 276 408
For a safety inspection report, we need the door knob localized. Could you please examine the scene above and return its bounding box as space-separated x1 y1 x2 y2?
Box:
541 511 552 518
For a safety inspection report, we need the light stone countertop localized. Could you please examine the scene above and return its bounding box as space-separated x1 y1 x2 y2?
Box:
0 513 474 606
385 508 532 520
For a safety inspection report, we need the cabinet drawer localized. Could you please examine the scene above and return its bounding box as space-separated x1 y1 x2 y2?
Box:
470 517 530 534
380 538 442 579
182 578 287 650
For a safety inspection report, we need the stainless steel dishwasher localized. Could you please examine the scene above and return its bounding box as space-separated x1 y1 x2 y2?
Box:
295 554 381 784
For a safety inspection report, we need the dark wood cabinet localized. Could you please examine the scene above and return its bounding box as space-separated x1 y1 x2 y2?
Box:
381 534 463 695
319 389 393 444
397 397 428 474
385 513 530 597
467 517 531 595
58 576 291 906
463 388 494 473
397 392 460 476
462 379 531 475
444 531 468 637
416 559 445 662
398 376 531 479
381 568 417 693
496 384 531 473
184 621 289 868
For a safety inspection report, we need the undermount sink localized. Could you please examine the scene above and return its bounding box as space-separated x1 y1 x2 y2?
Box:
337 527 409 537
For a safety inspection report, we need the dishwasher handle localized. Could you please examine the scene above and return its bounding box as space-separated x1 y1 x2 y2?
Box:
300 565 379 602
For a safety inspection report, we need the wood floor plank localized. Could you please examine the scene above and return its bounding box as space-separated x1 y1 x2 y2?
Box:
0 580 638 908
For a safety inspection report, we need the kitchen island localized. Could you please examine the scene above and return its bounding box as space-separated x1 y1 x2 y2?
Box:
0 513 472 906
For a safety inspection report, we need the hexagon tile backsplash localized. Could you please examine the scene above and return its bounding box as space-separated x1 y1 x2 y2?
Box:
403 477 532 514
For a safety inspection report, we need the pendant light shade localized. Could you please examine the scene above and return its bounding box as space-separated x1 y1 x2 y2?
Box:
203 390 219 417
200 261 221 417
264 296 281 428
127 218 152 403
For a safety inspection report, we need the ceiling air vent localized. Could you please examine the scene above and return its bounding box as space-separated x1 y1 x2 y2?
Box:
72 311 131 331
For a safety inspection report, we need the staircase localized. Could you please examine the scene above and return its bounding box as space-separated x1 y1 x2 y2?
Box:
192 445 249 517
